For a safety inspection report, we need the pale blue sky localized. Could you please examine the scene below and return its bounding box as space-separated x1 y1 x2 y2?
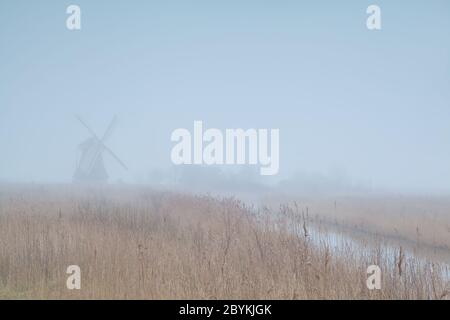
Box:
0 0 449 192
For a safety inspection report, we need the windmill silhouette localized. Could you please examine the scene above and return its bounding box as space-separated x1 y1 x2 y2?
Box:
73 115 128 183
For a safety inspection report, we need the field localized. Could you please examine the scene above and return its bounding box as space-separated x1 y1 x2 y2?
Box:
0 185 449 299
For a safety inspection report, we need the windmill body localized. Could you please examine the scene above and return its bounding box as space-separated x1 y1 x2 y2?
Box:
74 137 108 183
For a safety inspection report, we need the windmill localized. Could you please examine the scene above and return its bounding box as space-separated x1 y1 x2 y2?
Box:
73 115 128 183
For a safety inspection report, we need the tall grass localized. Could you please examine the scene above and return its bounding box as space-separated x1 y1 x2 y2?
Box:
0 185 448 299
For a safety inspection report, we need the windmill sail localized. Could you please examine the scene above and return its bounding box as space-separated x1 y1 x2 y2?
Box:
73 116 127 183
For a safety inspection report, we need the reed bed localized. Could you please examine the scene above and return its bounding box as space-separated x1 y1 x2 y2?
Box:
0 185 448 299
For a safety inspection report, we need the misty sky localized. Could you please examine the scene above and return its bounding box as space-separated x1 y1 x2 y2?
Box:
0 0 449 193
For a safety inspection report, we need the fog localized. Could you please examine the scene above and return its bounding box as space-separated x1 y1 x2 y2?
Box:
1 0 450 194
